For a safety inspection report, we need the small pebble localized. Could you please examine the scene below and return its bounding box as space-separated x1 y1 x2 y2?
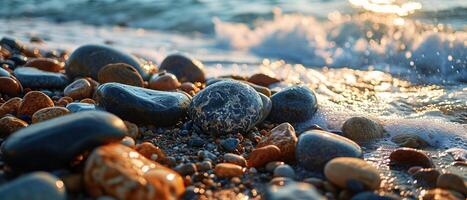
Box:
436 173 467 195
120 136 135 147
412 168 440 188
18 91 54 117
342 116 385 144
247 145 281 168
148 72 181 91
265 161 285 172
324 157 381 190
214 163 244 178
31 107 70 124
0 115 28 136
273 164 295 179
97 63 144 87
389 147 434 168
175 163 197 176
223 153 247 167
63 79 93 100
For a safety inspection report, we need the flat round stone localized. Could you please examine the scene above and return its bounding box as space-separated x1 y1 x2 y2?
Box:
267 85 318 123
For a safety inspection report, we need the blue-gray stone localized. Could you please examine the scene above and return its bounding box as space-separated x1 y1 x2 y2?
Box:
265 182 325 200
95 82 191 126
258 93 272 123
13 67 69 88
66 102 98 113
65 44 154 80
0 172 66 200
267 85 318 123
0 67 10 77
351 192 401 200
1 111 127 171
221 138 240 152
189 80 263 135
296 130 362 171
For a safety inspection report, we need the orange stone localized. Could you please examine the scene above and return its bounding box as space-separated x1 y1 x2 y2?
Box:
24 58 63 72
84 144 184 200
247 145 282 168
64 79 93 100
148 72 181 91
257 123 298 161
135 142 167 164
389 147 434 168
0 77 22 96
80 98 96 104
247 73 280 87
18 91 54 117
179 82 199 95
32 106 70 123
0 97 22 117
97 63 144 87
0 115 28 136
214 163 245 178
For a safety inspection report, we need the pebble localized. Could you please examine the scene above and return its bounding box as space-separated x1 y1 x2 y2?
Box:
214 163 245 178
97 63 144 87
266 161 285 172
0 115 28 136
1 111 127 171
66 102 98 113
84 144 184 200
324 157 381 190
273 164 295 179
350 192 401 200
31 107 70 123
207 78 271 97
303 177 324 188
148 72 181 91
389 147 434 168
391 134 430 148
419 188 464 200
175 163 197 176
257 122 297 161
247 73 280 87
0 172 66 200
196 161 213 172
135 142 167 164
0 67 10 77
265 182 325 200
220 138 240 152
65 44 154 80
63 79 93 100
24 58 63 72
95 82 191 125
247 145 282 168
198 150 217 161
412 168 440 188
436 173 467 195
0 77 22 96
408 166 423 175
342 116 385 144
61 173 83 193
120 136 135 147
0 97 22 116
159 54 206 83
80 98 96 104
258 93 272 123
267 85 318 123
14 67 69 88
123 120 139 138
296 130 363 171
223 153 247 167
180 82 199 94
18 91 54 118
189 80 262 135
188 135 205 147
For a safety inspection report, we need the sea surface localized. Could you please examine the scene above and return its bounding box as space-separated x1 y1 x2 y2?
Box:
0 0 465 195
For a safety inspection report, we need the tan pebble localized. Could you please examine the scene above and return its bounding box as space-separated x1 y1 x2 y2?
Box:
324 157 381 190
389 147 434 168
64 79 93 100
247 73 280 87
84 143 184 200
79 98 95 104
0 77 22 96
257 123 297 161
247 145 281 168
24 58 63 72
18 91 54 117
420 188 464 200
32 106 70 123
437 173 467 195
149 72 181 91
342 116 385 144
135 142 167 164
223 153 247 167
215 163 245 178
97 63 144 87
0 97 22 117
123 121 139 139
0 115 28 136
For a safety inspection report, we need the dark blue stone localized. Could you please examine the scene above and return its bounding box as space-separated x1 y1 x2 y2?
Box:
267 85 318 123
0 172 66 200
13 67 69 89
9 54 28 66
351 192 400 200
0 67 10 77
221 138 240 152
188 136 205 147
95 82 191 126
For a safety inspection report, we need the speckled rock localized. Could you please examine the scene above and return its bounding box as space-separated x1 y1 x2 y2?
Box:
1 111 127 171
247 73 280 87
65 44 154 80
159 54 205 83
247 145 282 168
97 63 144 87
0 77 22 96
148 72 181 91
189 80 262 135
324 157 381 190
296 130 363 171
18 91 54 118
265 182 325 200
14 67 69 88
257 122 297 161
412 168 440 188
437 173 467 195
223 153 247 167
0 172 66 200
214 163 245 178
207 78 271 97
24 58 63 72
0 115 28 136
267 85 318 123
84 144 184 200
63 79 93 100
0 97 21 117
31 107 70 124
66 102 98 113
391 134 430 148
342 116 385 144
389 147 434 168
95 82 191 125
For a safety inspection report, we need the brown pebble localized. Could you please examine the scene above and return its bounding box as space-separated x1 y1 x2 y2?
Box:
408 166 423 175
18 91 54 117
0 77 22 96
391 134 430 149
80 98 96 104
32 106 70 123
0 97 22 117
180 82 199 94
97 63 144 87
0 115 28 136
420 188 464 200
412 168 440 188
62 173 83 193
247 73 280 87
215 163 245 178
389 147 434 168
223 153 247 167
174 163 197 176
24 58 63 72
256 122 298 162
247 145 281 168
135 142 167 164
148 72 181 91
195 161 212 172
56 96 73 107
64 79 93 100
437 173 467 195
342 116 385 144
